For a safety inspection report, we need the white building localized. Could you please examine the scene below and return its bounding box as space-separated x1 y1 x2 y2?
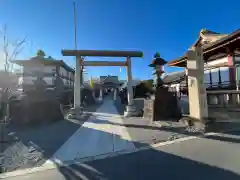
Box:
12 56 75 91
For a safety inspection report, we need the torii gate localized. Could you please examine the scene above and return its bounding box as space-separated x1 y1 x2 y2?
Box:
62 49 143 118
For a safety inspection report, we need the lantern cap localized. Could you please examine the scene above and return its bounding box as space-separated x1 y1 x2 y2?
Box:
149 52 167 67
154 52 160 58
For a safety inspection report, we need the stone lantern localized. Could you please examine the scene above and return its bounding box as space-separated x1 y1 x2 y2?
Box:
144 52 181 121
148 52 167 88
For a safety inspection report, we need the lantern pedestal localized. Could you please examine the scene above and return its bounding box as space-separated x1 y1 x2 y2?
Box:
67 107 84 120
124 105 139 117
153 87 182 121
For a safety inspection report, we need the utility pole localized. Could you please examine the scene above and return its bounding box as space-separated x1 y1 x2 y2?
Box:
73 0 83 109
73 1 77 50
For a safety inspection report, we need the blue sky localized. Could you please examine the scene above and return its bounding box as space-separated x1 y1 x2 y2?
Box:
0 0 239 80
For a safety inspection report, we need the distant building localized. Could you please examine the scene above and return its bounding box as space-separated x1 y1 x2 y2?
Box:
83 75 125 90
12 56 75 91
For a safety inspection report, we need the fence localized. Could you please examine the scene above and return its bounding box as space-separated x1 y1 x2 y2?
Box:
167 82 240 109
207 90 240 108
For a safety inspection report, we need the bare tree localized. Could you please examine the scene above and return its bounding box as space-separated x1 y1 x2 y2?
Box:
1 25 27 73
0 25 27 119
0 25 27 171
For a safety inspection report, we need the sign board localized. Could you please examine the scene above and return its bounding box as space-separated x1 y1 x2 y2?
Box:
187 60 197 69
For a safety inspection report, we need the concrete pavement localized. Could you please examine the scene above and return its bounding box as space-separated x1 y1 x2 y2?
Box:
3 97 189 175
45 98 135 165
3 129 240 180
2 96 240 179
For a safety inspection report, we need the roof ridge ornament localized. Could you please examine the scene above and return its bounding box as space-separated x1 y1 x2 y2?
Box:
36 49 46 57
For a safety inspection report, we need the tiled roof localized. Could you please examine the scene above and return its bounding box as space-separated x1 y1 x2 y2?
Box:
12 56 74 73
168 28 240 66
120 79 141 89
194 29 228 48
163 71 186 84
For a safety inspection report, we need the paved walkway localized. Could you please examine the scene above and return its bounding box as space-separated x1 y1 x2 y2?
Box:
45 98 135 165
3 129 240 180
2 97 240 179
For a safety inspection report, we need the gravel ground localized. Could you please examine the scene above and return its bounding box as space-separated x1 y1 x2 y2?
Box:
113 97 203 148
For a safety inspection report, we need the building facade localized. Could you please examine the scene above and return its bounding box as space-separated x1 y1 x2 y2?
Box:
167 29 240 92
13 56 74 91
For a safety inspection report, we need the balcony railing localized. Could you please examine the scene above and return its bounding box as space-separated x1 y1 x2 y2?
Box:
207 90 240 108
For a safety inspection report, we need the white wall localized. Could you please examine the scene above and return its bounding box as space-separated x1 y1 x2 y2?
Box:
43 66 56 74
18 76 37 85
23 64 56 74
23 63 43 74
204 56 230 87
19 63 74 88
19 64 56 86
59 67 74 87
59 67 67 77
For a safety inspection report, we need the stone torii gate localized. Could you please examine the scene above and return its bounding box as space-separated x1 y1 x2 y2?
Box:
62 49 143 118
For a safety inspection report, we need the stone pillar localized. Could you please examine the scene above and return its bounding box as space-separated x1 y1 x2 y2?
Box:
113 88 117 100
208 95 218 105
68 56 83 120
92 91 96 100
186 46 208 126
98 88 103 102
124 57 139 117
73 56 81 108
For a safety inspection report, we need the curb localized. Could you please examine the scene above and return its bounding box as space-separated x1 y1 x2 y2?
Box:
0 128 239 179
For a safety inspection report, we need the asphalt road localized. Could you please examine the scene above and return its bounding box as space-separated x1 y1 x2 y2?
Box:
5 130 240 180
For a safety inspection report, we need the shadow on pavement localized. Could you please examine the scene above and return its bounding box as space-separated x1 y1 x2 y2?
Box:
58 149 240 180
1 102 240 180
1 104 100 173
52 126 240 180
205 134 240 144
204 129 240 144
86 118 202 136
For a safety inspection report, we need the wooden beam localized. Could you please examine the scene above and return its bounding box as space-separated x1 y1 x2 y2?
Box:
62 49 143 57
83 61 126 66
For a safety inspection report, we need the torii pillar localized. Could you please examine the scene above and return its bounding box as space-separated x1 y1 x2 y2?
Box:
68 56 84 119
186 46 209 128
124 57 139 117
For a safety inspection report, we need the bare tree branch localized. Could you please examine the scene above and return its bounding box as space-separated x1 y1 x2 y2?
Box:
1 24 27 73
9 37 27 62
2 25 9 72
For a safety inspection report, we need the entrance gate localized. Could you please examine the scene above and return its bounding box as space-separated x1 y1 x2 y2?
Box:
62 49 143 118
